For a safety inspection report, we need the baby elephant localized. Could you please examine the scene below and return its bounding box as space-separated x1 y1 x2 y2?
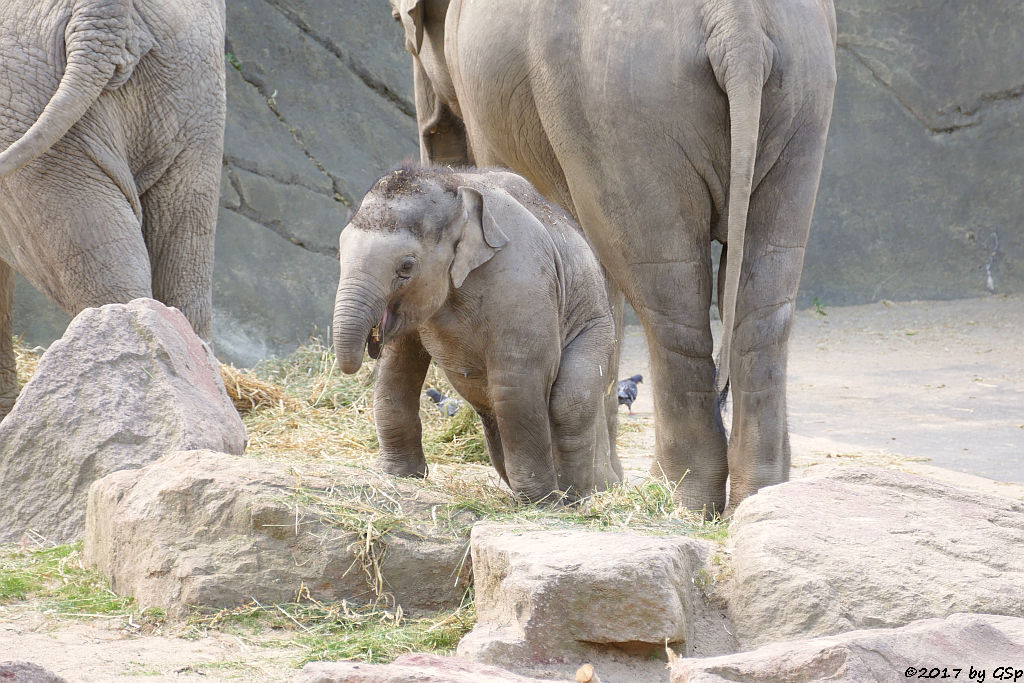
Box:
333 164 619 502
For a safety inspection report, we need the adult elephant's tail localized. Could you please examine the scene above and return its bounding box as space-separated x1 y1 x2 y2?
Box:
704 0 773 399
0 0 139 177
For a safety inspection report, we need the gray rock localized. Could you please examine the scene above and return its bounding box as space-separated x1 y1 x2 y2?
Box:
294 654 555 683
669 613 1024 683
84 450 474 616
726 466 1024 648
0 661 68 683
457 522 735 673
806 0 1024 306
212 206 339 366
0 299 246 543
208 0 418 365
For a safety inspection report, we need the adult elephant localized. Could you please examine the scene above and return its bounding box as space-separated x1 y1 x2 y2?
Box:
0 0 226 417
390 0 837 512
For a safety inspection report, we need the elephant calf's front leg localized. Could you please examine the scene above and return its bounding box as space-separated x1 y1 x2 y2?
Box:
373 333 432 478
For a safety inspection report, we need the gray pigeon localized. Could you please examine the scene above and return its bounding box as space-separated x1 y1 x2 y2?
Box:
617 374 643 413
425 388 461 417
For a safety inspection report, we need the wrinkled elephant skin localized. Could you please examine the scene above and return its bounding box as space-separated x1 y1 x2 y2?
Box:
0 0 226 417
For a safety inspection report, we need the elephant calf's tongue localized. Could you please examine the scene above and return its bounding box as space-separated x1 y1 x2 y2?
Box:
367 310 390 359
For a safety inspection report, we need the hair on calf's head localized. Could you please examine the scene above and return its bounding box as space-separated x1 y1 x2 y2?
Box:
350 163 462 242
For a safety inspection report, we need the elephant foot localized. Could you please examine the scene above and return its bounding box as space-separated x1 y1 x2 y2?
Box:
376 456 428 479
653 466 726 519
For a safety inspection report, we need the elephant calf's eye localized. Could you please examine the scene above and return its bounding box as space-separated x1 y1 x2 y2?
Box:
397 258 416 280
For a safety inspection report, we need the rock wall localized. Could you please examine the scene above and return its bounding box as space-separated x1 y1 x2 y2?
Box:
805 0 1024 307
12 0 1023 363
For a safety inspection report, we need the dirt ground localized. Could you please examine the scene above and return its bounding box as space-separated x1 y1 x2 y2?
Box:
617 293 1024 499
2 294 1022 681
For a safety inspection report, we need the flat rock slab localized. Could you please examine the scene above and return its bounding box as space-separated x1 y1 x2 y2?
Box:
670 613 1024 682
0 299 246 543
458 522 735 674
294 654 556 683
85 450 475 616
726 466 1024 648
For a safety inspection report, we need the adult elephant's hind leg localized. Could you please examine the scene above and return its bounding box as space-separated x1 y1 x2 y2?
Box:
568 172 728 514
726 122 830 510
141 146 220 342
4 157 153 315
0 260 16 418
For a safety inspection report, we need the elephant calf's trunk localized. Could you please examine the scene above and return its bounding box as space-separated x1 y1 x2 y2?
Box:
333 285 384 374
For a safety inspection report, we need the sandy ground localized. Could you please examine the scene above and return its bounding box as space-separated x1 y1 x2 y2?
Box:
2 295 1022 681
616 293 1024 500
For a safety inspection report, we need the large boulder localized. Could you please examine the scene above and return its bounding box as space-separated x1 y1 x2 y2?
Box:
457 522 735 677
726 466 1024 648
294 654 555 683
0 299 246 543
670 613 1024 682
85 450 475 616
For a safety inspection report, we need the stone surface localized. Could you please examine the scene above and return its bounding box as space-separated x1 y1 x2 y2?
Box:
0 299 246 543
0 661 68 683
670 613 1024 683
84 450 474 616
457 523 735 672
805 0 1024 306
293 654 555 683
726 466 1024 649
12 2 1023 362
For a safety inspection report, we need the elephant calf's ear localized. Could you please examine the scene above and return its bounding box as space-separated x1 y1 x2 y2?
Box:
450 186 511 288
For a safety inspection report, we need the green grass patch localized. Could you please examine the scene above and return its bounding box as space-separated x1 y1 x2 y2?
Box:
0 542 135 617
189 591 475 665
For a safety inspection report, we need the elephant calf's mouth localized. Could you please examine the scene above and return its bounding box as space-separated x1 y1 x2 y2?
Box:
367 308 398 359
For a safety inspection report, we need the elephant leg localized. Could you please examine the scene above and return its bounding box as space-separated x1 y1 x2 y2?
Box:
603 277 626 480
479 412 509 486
549 317 619 498
373 333 432 478
0 260 16 418
563 169 727 515
0 160 153 315
725 123 830 510
140 146 220 342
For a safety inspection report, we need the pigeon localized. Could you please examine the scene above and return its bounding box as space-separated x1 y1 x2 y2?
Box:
617 374 643 413
425 388 461 417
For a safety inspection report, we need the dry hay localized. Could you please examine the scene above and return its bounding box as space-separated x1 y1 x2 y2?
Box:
220 362 301 415
13 337 41 388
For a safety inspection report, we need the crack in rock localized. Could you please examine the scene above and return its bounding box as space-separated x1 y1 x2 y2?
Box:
222 154 334 199
263 0 416 119
839 43 1024 135
225 166 340 259
223 36 357 209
